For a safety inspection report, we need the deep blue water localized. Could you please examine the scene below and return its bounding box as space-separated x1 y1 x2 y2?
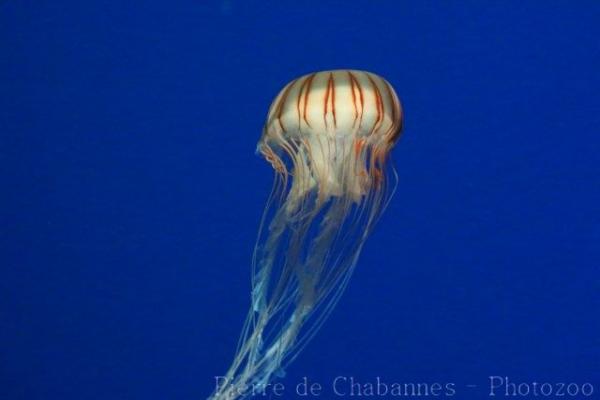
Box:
1 2 599 399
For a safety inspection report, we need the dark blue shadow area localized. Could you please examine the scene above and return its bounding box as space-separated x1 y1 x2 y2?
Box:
1 1 598 399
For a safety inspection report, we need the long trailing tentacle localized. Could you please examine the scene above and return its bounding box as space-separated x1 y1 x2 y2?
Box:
209 143 395 400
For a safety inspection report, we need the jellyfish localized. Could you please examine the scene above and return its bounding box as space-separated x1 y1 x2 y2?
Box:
209 70 403 400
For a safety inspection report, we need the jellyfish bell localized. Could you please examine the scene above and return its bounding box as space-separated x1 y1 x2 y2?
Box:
209 70 403 400
259 70 403 204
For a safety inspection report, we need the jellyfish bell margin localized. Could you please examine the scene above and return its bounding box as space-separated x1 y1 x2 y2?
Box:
208 70 403 400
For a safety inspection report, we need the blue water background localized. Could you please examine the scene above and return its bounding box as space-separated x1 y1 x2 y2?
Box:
1 2 599 399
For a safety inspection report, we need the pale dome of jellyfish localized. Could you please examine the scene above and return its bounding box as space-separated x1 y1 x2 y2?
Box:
209 70 403 400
